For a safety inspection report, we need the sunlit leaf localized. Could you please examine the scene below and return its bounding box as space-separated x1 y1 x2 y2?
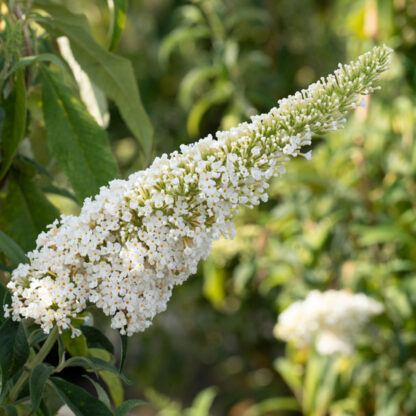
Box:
61 330 88 357
41 67 120 201
35 3 153 165
108 0 128 51
179 65 221 109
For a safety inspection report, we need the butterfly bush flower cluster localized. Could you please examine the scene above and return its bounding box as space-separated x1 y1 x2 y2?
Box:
5 46 391 336
274 290 384 355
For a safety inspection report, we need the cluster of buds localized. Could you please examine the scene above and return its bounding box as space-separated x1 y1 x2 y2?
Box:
5 46 392 336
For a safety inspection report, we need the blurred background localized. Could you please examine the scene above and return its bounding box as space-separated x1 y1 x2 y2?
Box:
12 0 416 414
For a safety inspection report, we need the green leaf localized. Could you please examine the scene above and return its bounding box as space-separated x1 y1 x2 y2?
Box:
35 3 153 165
0 282 12 323
188 387 217 414
0 405 18 416
245 397 300 416
42 186 79 204
0 70 26 180
179 65 221 109
0 320 29 388
89 348 124 406
352 224 415 246
0 170 59 252
81 326 114 355
82 375 111 409
8 54 66 77
0 229 28 268
28 329 48 348
50 377 113 416
114 400 148 416
60 356 129 383
61 330 88 357
108 0 127 51
159 26 210 65
100 368 124 407
187 82 233 137
203 260 226 308
30 363 55 414
40 67 119 202
119 334 128 373
274 358 302 400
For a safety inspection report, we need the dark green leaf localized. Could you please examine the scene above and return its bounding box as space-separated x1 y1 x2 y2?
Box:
0 405 18 416
0 170 59 252
0 320 29 387
28 329 48 348
108 0 127 51
40 67 119 201
81 326 114 354
15 154 53 180
50 377 113 416
35 3 153 165
30 363 55 414
0 70 26 180
114 400 148 416
82 375 111 409
119 334 127 373
0 229 28 268
0 282 12 323
61 356 129 383
0 264 13 272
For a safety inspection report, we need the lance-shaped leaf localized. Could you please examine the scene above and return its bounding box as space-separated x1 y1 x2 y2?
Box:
0 170 59 252
108 0 128 51
114 400 148 416
34 3 154 165
50 377 113 416
40 67 120 201
30 363 55 414
0 283 12 324
0 230 28 268
0 70 26 180
81 326 114 355
0 320 29 388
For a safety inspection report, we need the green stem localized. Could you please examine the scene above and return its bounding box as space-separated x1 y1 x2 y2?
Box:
8 326 59 403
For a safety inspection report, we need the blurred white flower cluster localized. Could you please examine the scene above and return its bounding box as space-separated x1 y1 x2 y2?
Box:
5 46 391 336
274 290 384 355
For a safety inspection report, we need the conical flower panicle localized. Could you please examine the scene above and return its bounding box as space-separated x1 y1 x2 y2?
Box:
5 46 392 336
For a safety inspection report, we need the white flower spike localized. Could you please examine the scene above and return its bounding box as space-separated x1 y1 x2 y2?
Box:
5 46 392 336
274 290 384 355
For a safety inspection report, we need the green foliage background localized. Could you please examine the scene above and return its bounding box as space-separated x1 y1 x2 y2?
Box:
0 0 415 415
